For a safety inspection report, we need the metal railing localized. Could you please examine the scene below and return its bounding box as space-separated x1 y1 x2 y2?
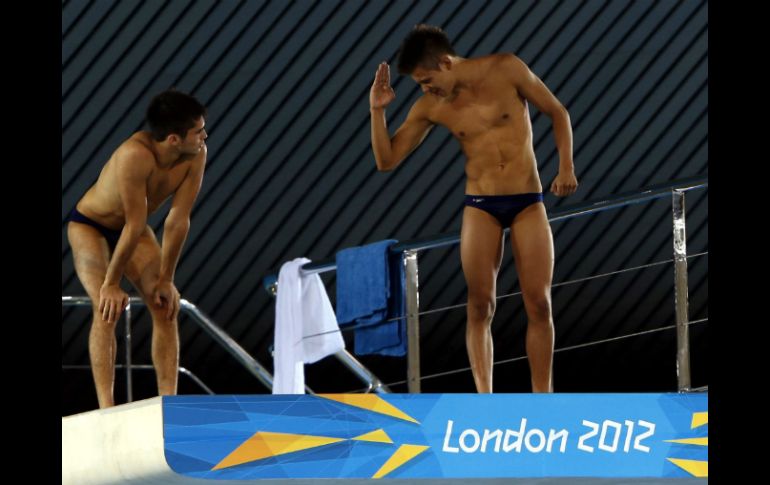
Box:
62 296 390 401
264 175 708 393
62 297 275 402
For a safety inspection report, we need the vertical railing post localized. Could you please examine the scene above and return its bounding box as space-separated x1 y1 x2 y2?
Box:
404 250 421 393
125 301 133 402
672 189 691 391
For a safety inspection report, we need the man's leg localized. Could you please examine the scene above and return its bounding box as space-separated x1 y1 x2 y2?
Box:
461 206 505 393
68 222 117 408
124 226 179 396
509 202 555 393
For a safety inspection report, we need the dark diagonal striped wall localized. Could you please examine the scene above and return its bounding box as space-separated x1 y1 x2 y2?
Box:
62 0 708 414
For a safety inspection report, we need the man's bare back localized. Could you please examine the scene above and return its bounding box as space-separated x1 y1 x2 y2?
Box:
77 131 202 230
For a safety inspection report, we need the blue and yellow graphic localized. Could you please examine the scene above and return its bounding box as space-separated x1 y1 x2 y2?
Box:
665 410 708 477
163 393 707 479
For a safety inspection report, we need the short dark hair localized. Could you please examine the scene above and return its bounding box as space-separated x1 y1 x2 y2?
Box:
397 24 456 75
146 89 207 141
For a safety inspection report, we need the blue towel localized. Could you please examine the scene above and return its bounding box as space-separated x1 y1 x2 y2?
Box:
355 251 406 356
336 240 406 356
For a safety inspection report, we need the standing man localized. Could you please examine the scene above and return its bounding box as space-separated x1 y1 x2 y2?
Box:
370 25 577 392
67 89 208 408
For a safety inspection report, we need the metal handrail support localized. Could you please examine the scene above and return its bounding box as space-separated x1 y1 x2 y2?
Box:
179 299 278 391
672 190 691 392
334 349 391 393
404 250 421 393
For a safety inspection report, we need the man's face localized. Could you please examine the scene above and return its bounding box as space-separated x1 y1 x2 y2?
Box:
411 60 453 98
180 116 207 155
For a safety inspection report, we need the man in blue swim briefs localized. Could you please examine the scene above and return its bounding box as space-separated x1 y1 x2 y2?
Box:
67 90 208 408
369 25 577 393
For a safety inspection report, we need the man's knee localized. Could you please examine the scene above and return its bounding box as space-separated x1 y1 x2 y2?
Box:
467 295 496 324
524 291 552 323
91 307 118 329
145 301 175 324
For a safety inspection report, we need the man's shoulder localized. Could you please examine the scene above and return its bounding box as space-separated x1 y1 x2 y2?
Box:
469 53 516 65
110 135 156 177
410 93 437 117
473 54 530 84
487 53 527 71
115 135 155 163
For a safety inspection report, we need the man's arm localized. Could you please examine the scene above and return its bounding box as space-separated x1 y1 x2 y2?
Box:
156 144 207 320
504 54 577 196
100 143 154 323
370 62 434 171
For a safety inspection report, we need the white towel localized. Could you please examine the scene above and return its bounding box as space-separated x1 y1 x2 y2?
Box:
273 258 345 394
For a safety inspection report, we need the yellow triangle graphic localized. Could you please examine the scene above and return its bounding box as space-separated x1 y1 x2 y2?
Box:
691 412 708 429
317 394 419 423
352 428 393 444
667 458 708 477
665 437 708 446
212 431 345 470
372 444 429 478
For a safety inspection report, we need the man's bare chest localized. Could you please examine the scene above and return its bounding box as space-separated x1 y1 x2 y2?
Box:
431 90 526 139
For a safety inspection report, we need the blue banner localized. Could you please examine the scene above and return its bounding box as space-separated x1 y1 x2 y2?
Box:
163 393 707 479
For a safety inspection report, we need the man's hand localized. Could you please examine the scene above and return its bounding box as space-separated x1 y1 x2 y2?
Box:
370 62 396 109
550 170 578 197
99 283 129 323
153 280 181 321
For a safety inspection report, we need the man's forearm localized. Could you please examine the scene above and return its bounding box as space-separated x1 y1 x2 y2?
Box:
159 220 190 282
103 225 144 285
552 108 574 172
370 107 394 171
